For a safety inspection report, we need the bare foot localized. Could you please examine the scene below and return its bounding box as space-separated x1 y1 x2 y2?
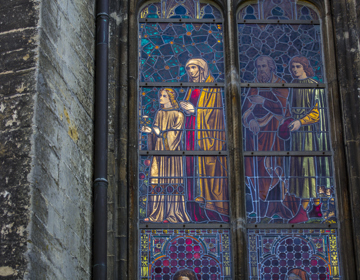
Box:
163 219 169 223
144 217 150 222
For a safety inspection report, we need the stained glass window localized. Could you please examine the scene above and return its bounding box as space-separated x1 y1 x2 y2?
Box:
238 1 341 278
138 1 231 278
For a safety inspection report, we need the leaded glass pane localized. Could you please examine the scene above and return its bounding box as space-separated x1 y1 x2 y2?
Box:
139 155 229 223
237 2 319 21
238 4 260 20
138 2 230 227
238 1 341 278
139 23 224 83
248 229 341 279
168 4 195 18
140 3 162 19
199 3 222 19
245 156 335 224
139 87 227 151
238 24 323 83
140 229 232 279
262 0 296 20
241 87 329 152
296 4 319 20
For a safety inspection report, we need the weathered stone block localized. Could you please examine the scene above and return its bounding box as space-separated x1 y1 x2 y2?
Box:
0 1 38 33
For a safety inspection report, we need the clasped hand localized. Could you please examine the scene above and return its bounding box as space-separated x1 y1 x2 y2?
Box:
141 126 161 135
249 119 260 135
179 101 195 114
288 120 301 131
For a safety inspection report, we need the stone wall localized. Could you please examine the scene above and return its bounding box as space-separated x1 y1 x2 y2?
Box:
0 0 95 277
0 0 40 277
27 0 96 277
331 0 360 277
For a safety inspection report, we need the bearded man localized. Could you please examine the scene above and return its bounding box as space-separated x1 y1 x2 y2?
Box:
242 55 292 220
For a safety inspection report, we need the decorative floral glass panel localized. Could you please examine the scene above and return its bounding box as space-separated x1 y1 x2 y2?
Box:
238 24 323 83
241 87 329 152
141 229 232 279
248 229 340 279
200 3 222 19
238 1 319 20
238 4 260 20
296 5 319 20
140 1 222 19
245 156 335 224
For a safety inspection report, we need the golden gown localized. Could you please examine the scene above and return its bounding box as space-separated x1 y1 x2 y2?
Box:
185 74 229 216
147 108 190 223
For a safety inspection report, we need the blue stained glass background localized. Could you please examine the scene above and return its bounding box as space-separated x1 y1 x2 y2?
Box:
139 23 224 82
238 24 323 83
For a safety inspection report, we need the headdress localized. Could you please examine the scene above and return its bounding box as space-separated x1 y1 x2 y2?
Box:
185 58 210 82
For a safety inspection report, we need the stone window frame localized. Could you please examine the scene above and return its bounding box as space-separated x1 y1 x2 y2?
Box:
108 0 357 278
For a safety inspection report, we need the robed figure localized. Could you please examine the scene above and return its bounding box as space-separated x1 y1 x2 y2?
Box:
242 55 292 220
142 88 190 223
180 58 229 222
285 56 330 223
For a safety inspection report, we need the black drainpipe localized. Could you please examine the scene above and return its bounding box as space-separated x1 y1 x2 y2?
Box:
93 0 109 277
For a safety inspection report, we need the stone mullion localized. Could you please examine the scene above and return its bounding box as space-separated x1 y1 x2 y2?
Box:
224 0 248 279
128 0 139 279
107 0 131 278
318 1 358 279
331 0 360 278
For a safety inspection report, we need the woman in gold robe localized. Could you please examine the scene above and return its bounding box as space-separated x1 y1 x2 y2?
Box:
180 58 229 221
142 88 190 223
